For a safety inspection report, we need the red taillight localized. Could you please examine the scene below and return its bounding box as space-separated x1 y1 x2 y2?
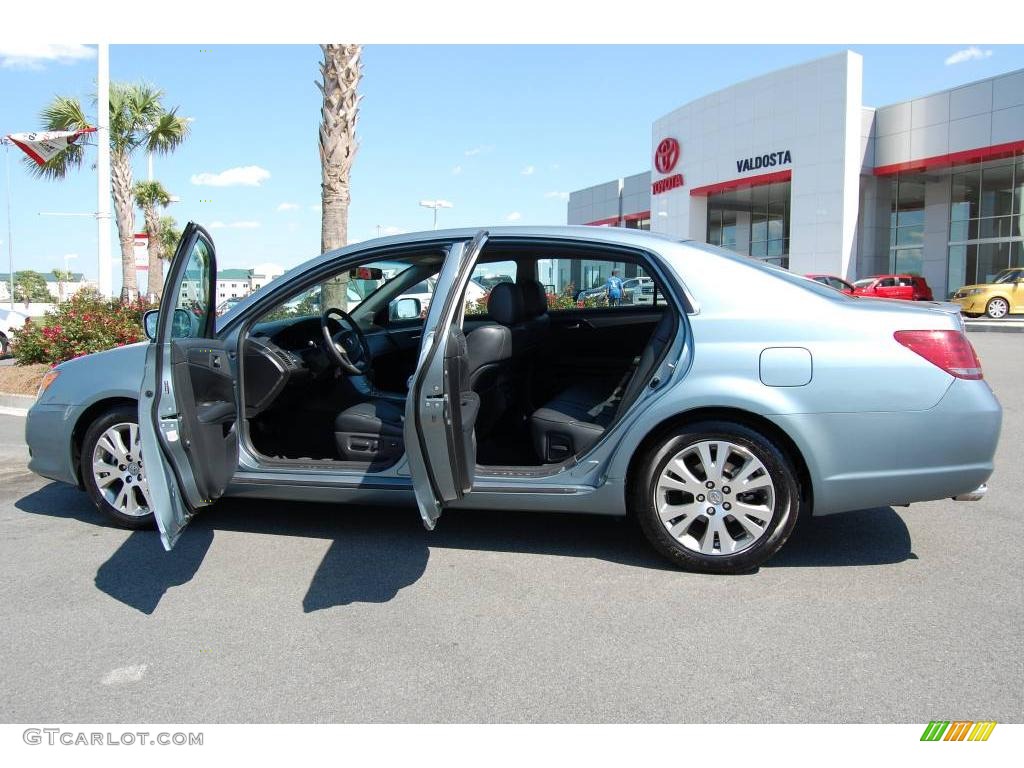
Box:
894 330 983 380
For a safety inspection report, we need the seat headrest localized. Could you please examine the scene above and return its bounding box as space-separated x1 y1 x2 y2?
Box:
519 279 548 318
487 282 523 326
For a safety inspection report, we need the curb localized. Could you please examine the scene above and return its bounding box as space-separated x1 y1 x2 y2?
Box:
0 393 34 416
964 322 1024 334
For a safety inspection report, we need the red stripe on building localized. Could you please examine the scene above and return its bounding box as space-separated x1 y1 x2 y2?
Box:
689 170 792 197
873 140 1024 176
584 216 621 227
623 211 651 222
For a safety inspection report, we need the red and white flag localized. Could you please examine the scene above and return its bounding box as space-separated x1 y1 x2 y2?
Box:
5 127 96 166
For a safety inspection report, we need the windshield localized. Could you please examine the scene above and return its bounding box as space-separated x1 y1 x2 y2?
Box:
995 269 1023 284
853 279 874 288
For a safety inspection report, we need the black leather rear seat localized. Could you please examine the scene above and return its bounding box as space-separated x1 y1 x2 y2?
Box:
530 310 676 463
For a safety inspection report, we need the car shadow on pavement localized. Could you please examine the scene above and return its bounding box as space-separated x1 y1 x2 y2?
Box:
16 483 914 614
15 482 214 615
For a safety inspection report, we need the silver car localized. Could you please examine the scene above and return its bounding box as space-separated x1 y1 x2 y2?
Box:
25 224 1002 573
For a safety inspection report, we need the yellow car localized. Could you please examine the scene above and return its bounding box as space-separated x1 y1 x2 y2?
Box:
952 267 1024 319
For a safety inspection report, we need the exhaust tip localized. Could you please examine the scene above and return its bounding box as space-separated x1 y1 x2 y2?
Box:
953 483 987 502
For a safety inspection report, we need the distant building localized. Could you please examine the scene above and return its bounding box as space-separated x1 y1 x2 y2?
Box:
215 263 286 303
0 271 96 303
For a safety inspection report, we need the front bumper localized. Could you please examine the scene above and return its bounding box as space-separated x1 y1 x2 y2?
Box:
951 294 987 314
25 403 79 487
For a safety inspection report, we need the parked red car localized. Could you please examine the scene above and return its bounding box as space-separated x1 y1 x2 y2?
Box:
852 274 934 301
806 274 855 294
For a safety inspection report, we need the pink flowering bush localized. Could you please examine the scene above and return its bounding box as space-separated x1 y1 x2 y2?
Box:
12 290 156 365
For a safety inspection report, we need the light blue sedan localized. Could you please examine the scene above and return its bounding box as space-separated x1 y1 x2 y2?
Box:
25 224 1002 573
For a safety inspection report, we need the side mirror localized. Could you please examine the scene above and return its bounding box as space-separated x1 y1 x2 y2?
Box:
143 310 159 341
389 297 421 321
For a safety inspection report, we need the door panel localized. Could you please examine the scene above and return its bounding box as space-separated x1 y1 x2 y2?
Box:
405 232 487 530
541 307 664 395
139 222 239 550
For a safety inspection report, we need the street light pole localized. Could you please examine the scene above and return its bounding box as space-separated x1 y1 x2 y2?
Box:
3 138 13 310
96 43 113 299
418 199 453 231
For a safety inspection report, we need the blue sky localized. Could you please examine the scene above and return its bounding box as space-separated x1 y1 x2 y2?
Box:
2 44 1023 286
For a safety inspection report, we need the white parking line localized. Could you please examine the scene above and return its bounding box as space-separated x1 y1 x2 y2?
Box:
0 406 28 417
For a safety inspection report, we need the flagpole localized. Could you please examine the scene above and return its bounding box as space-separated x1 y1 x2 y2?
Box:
96 43 113 299
4 139 13 310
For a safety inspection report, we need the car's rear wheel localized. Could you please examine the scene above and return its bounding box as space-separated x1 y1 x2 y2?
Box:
81 405 155 529
632 421 800 573
985 297 1009 319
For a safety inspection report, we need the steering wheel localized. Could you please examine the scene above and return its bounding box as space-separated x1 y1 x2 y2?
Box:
321 307 372 376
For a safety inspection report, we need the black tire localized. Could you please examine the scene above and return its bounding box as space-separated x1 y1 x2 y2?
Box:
985 297 1009 319
81 404 156 529
0 333 9 357
631 420 801 574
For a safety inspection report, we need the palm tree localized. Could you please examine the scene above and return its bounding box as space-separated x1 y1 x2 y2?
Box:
133 180 172 300
318 44 362 310
157 215 183 261
27 83 190 302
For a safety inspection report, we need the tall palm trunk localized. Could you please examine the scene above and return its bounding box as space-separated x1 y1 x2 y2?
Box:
319 44 362 310
111 149 138 302
143 204 164 300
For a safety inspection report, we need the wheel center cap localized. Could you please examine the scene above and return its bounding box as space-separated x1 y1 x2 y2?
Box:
127 462 140 476
708 490 724 505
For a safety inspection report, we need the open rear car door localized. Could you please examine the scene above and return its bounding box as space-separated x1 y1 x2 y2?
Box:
139 222 239 550
404 230 488 529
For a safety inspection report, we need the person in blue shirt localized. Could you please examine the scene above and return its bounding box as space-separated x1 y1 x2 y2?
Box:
605 269 624 306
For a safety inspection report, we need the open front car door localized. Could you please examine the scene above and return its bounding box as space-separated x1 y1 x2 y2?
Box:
404 230 488 530
139 222 239 550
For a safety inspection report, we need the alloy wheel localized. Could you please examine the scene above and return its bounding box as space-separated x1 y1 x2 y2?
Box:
91 422 152 517
987 298 1009 319
654 440 776 556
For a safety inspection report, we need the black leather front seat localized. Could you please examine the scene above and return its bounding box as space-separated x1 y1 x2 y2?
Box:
530 309 676 463
466 282 521 437
333 282 526 461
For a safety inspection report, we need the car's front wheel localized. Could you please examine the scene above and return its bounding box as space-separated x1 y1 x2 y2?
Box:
81 404 155 529
985 297 1009 319
632 421 801 573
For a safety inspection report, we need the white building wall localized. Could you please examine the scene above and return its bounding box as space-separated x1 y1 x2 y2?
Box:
651 51 864 279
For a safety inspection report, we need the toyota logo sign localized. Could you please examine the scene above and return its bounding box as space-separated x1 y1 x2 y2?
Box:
654 138 680 174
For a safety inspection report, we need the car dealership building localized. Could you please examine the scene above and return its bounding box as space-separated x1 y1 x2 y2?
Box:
567 51 1024 299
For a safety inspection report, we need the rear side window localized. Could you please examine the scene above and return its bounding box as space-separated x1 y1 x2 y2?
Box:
536 255 656 311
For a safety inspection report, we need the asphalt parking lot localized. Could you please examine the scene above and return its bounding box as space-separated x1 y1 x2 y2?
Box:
0 333 1021 724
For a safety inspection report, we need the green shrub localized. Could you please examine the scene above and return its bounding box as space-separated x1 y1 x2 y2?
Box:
12 290 156 366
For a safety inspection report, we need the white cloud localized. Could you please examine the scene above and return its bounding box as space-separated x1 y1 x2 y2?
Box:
191 165 271 187
209 220 261 230
0 44 95 70
464 145 493 156
544 191 570 201
276 202 300 212
521 165 535 176
451 165 463 175
309 203 322 212
505 212 522 222
945 47 993 65
380 226 404 236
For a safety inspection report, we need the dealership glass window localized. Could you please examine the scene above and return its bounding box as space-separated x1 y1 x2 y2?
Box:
947 155 1024 294
889 175 925 274
707 209 738 251
749 188 789 267
624 216 650 231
